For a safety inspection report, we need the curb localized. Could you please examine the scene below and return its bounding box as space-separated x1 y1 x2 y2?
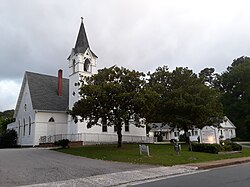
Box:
187 157 250 170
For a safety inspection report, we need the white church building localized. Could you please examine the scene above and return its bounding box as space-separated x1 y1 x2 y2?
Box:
7 18 147 146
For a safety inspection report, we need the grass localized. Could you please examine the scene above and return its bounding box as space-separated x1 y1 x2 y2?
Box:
55 143 250 166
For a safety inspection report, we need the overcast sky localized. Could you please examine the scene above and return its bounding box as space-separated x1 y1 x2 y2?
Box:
1 0 250 111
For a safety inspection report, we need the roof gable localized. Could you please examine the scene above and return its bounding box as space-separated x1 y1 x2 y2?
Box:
26 72 69 111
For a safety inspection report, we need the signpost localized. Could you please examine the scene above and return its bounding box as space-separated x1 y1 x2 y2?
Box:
139 144 150 156
200 126 219 144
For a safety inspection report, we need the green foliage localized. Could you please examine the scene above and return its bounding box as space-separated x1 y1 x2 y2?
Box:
70 66 149 147
0 110 14 133
220 140 242 151
55 139 70 148
191 141 242 154
0 129 18 148
148 66 223 143
218 56 250 140
191 143 221 154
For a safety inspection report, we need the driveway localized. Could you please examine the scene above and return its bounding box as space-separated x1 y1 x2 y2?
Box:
0 148 153 187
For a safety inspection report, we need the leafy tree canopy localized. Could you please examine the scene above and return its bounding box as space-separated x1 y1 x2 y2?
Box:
148 66 223 142
0 109 14 134
70 66 150 147
218 56 250 140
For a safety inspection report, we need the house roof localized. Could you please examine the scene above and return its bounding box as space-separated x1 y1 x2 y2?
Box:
219 116 236 129
26 71 69 111
149 123 172 132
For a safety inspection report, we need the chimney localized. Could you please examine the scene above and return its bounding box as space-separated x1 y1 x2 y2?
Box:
58 69 63 96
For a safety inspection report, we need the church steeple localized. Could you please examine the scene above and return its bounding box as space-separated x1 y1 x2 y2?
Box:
74 17 90 54
67 18 98 110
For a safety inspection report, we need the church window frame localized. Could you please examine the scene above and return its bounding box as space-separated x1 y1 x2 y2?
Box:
28 116 32 135
102 124 107 132
114 125 117 132
23 118 26 136
125 123 130 132
84 59 91 72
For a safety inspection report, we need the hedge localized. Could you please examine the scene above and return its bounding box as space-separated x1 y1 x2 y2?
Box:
191 141 242 154
191 143 221 153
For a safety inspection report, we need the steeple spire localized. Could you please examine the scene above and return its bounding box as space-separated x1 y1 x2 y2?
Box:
74 17 90 54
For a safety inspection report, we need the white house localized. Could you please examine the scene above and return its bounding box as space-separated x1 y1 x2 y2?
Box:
149 116 236 143
7 18 147 146
148 123 180 141
218 116 236 140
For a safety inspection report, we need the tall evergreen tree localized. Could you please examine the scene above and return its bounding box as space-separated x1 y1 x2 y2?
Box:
218 56 250 140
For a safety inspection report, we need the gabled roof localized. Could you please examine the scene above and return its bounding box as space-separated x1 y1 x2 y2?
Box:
26 72 69 111
219 116 236 129
72 18 97 58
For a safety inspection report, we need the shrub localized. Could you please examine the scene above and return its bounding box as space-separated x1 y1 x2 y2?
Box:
231 137 242 142
220 140 242 151
0 129 18 148
191 143 221 154
55 139 70 148
231 142 242 151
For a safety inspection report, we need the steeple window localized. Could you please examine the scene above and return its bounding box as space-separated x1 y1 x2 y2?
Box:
84 59 91 72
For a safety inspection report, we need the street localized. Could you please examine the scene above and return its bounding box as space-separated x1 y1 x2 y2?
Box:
132 163 250 187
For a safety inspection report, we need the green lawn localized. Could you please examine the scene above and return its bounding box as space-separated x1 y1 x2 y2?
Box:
55 144 250 166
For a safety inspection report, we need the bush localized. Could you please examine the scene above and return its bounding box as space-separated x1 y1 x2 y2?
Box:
191 143 221 154
0 129 18 148
231 142 242 151
55 139 70 148
220 140 242 151
231 137 242 142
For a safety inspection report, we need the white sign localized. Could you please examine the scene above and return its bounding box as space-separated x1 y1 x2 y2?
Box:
200 126 219 144
139 144 150 156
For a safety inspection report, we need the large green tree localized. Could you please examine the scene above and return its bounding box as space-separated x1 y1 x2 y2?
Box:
0 110 14 134
218 56 250 140
148 66 223 143
70 66 149 147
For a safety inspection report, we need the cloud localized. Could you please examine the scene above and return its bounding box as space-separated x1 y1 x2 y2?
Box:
1 0 250 111
0 79 21 111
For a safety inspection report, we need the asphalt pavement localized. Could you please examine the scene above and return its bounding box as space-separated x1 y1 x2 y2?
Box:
0 148 153 187
1 148 250 187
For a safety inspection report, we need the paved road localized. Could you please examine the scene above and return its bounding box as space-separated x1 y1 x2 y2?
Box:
132 163 250 187
0 148 153 187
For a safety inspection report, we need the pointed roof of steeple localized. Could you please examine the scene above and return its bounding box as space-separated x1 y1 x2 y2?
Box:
74 17 90 54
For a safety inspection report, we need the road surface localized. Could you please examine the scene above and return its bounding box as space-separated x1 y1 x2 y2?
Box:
132 162 250 187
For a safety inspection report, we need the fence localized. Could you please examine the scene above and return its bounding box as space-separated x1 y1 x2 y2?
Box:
39 133 154 144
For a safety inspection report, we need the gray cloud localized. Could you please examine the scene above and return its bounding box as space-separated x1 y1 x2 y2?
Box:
1 0 250 111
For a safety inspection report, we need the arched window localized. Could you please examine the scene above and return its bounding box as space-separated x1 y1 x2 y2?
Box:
23 118 26 136
48 117 55 122
84 59 91 72
28 116 32 135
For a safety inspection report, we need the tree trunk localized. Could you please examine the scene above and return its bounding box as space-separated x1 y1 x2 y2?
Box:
117 124 122 148
183 126 190 144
